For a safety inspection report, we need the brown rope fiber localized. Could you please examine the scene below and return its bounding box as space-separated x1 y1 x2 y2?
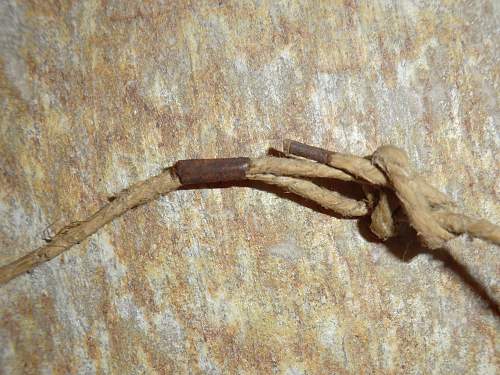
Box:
0 140 498 285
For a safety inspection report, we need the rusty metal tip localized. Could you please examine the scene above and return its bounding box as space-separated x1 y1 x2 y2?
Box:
285 140 331 164
174 157 250 185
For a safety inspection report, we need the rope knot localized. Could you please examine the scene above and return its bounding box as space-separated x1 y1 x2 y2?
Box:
371 145 453 249
371 145 411 177
281 139 498 250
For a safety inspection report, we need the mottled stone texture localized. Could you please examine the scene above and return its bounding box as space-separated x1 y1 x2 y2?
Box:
0 0 499 374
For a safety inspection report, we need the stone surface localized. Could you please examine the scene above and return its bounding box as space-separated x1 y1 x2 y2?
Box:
1 1 499 374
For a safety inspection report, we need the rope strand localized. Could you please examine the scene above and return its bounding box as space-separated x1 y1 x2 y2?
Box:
0 140 498 285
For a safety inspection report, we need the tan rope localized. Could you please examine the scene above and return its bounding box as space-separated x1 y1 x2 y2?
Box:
310 152 452 208
0 141 498 285
0 170 181 284
249 157 355 181
247 174 369 216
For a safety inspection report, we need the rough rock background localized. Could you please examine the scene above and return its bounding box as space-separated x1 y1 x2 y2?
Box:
1 0 499 374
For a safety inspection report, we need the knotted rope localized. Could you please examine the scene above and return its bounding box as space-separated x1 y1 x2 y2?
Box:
1 140 498 285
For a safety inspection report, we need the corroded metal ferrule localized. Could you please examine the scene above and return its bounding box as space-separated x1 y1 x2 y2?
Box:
283 139 331 164
174 157 250 185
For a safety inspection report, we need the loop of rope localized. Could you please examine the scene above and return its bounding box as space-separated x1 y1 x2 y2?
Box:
0 140 498 285
371 145 455 249
252 142 499 249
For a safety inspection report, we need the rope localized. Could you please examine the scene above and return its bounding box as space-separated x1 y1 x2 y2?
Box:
0 140 498 285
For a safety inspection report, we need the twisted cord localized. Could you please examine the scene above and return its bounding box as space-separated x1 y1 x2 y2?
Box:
0 140 498 285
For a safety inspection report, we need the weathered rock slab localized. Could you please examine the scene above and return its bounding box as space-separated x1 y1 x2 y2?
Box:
1 1 498 374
